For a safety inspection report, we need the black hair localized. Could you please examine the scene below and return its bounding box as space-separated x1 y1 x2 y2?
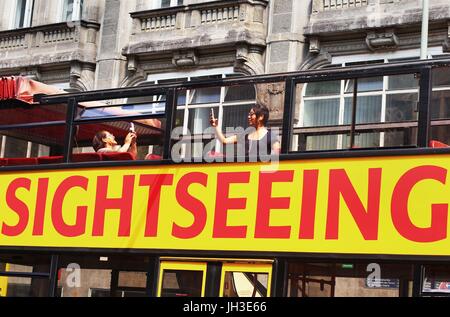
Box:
252 102 269 125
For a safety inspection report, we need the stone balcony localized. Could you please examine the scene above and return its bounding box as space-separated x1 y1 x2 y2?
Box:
306 0 450 35
305 0 450 55
0 20 100 72
123 0 268 71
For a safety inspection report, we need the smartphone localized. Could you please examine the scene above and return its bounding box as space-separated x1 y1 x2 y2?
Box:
129 122 135 133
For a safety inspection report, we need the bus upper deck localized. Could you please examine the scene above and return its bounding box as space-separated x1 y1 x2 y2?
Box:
1 59 450 297
0 58 450 168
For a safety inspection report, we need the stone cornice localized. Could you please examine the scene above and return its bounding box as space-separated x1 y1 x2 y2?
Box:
130 0 268 19
0 20 100 37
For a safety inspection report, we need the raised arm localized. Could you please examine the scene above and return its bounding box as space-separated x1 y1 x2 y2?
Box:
210 113 237 144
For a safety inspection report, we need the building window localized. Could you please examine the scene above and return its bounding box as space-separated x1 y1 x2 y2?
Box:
62 0 83 22
14 0 34 29
144 68 256 158
154 0 183 9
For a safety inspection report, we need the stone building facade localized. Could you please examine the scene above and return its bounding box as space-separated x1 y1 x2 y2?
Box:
1 0 450 297
1 1 450 88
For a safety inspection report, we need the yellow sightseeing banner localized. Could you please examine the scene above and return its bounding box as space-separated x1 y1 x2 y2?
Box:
0 154 449 256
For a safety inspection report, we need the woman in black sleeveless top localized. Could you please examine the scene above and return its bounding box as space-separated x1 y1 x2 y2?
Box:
210 103 281 159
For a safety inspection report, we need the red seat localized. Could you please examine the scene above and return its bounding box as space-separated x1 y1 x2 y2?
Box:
0 158 7 166
101 152 136 161
429 140 449 148
145 154 162 161
6 157 38 166
71 152 102 162
37 156 64 164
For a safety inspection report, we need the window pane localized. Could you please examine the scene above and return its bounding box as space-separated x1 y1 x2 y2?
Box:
385 93 418 122
78 103 165 119
175 109 185 128
303 99 340 127
430 126 450 146
432 66 450 87
3 136 28 158
422 265 450 294
222 272 268 297
1 125 66 160
0 254 51 297
222 104 253 130
188 107 219 134
345 77 383 93
190 87 221 104
161 270 203 297
344 96 382 124
190 75 222 104
342 132 380 148
304 81 340 97
384 128 417 147
388 74 419 90
159 79 187 106
306 135 338 151
431 90 450 119
224 84 256 102
74 120 163 160
0 104 67 126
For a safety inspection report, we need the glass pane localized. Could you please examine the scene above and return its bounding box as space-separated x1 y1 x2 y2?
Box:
303 99 340 127
384 128 417 147
222 104 253 130
222 272 268 297
385 93 418 122
342 132 380 148
306 134 338 151
344 96 382 124
0 104 67 126
175 109 185 128
161 270 203 297
190 87 221 104
224 84 256 102
58 268 112 297
3 136 28 158
159 79 187 106
78 102 165 119
0 254 51 297
422 265 450 294
304 81 340 97
432 66 450 87
187 107 219 134
75 120 164 160
430 126 450 147
431 90 450 119
1 125 66 160
286 262 413 297
190 75 222 104
388 74 419 90
345 77 383 93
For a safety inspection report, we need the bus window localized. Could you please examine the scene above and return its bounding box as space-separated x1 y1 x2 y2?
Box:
72 119 164 161
286 262 414 297
422 265 450 296
0 254 52 297
57 254 153 297
0 124 66 166
158 262 206 297
430 66 450 146
220 263 272 297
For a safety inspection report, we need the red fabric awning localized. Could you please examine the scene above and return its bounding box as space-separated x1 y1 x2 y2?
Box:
0 76 65 103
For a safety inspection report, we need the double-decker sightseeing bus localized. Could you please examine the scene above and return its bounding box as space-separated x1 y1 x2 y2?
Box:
0 59 450 298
